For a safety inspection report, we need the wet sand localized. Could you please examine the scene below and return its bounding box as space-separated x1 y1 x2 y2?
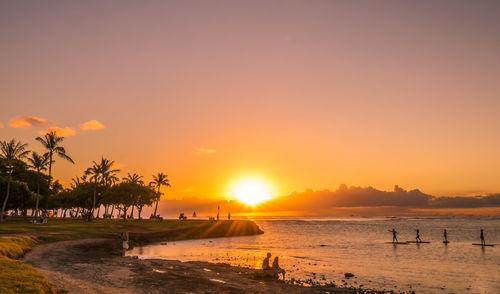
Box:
24 239 356 294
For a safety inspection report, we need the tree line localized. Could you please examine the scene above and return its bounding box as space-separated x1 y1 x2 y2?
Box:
0 132 170 223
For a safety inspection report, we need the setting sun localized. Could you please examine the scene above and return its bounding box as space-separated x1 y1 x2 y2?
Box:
230 177 273 206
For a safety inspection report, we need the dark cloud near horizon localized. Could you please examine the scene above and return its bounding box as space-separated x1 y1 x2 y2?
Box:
268 185 500 210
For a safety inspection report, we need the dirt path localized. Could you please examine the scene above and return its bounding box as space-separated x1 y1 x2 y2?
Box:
24 239 354 294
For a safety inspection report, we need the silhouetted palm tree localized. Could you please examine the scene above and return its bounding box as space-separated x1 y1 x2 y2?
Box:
0 139 30 223
122 173 145 218
85 157 119 219
36 132 74 209
150 173 170 217
27 152 49 217
123 173 144 184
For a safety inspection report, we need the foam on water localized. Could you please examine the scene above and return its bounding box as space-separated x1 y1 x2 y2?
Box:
129 216 500 293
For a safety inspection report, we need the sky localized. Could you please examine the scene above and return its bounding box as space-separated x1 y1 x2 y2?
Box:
1 0 500 204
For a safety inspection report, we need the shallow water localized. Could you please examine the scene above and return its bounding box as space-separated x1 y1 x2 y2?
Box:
129 216 500 293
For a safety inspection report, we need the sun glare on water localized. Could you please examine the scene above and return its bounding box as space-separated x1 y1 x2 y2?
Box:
231 177 273 206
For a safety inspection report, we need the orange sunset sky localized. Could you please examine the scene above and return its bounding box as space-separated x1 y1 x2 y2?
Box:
1 0 500 203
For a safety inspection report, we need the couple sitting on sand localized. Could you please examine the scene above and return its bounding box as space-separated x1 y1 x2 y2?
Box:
262 252 286 279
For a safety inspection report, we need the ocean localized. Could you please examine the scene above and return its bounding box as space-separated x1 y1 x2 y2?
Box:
129 216 500 293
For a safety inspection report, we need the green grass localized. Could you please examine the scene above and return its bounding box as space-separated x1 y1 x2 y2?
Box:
0 235 39 259
0 217 263 243
0 217 263 294
0 256 54 294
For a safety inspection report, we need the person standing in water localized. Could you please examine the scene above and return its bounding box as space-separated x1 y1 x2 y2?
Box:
416 229 422 243
120 232 129 257
389 228 398 243
443 229 448 243
228 212 231 220
480 229 485 246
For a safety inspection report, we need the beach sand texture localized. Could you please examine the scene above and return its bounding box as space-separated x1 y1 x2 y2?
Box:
24 239 354 294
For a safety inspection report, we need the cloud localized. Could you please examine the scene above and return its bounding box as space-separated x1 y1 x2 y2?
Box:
38 126 76 137
9 116 53 128
266 185 500 212
79 120 105 131
195 147 216 154
111 162 125 169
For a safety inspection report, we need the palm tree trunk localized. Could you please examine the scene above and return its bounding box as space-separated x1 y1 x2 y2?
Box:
129 205 135 219
138 206 143 220
45 152 53 210
91 181 97 220
110 205 115 218
35 170 41 217
153 185 160 217
123 206 128 221
0 174 12 223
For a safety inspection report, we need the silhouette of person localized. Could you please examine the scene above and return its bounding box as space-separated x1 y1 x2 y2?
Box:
416 229 422 243
217 205 220 221
262 252 271 270
480 229 485 246
228 212 231 220
272 256 286 279
444 229 448 242
389 228 398 243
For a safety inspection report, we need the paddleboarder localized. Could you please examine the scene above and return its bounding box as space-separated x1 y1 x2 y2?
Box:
480 229 485 246
416 229 422 243
444 229 448 243
389 228 399 243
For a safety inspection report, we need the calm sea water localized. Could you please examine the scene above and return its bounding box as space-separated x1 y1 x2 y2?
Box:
129 216 500 293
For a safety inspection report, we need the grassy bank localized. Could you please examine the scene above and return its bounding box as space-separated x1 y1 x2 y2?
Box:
0 217 264 294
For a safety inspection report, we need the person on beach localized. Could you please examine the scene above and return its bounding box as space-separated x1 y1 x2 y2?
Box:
444 229 448 243
228 212 231 220
480 229 485 246
120 232 129 256
272 256 286 279
262 252 272 270
389 228 398 243
416 229 422 243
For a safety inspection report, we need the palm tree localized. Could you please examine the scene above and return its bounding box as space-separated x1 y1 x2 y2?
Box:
150 173 170 218
0 139 30 223
123 173 144 184
84 164 100 219
122 172 144 218
96 158 119 218
36 131 74 210
27 152 49 217
85 157 119 219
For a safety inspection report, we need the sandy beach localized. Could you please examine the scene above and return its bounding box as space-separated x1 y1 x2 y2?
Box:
24 239 356 294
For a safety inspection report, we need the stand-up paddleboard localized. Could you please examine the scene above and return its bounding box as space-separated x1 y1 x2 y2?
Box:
443 241 450 244
407 241 431 244
385 242 409 244
472 243 494 247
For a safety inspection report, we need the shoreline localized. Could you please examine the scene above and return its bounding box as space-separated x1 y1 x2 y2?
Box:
24 238 360 294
